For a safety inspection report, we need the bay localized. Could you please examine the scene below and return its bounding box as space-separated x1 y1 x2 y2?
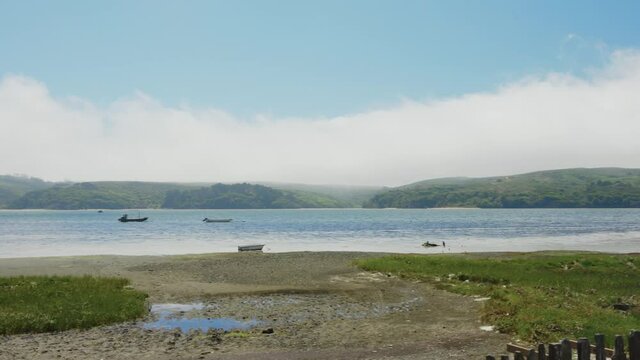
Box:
0 208 639 258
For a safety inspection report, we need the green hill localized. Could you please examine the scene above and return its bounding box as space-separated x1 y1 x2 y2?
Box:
8 167 640 209
162 183 348 209
364 168 640 208
9 181 194 210
8 181 348 209
0 175 54 208
260 182 385 207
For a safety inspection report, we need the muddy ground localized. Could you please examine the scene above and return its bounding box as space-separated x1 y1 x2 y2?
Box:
0 252 509 359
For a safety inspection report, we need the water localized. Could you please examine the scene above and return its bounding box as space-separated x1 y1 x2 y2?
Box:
0 209 639 258
143 303 260 332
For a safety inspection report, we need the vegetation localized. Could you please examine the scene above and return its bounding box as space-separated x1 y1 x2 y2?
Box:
9 181 194 209
6 181 347 210
6 167 640 209
262 182 385 207
364 168 640 208
356 252 640 345
163 183 348 208
0 275 148 334
0 175 53 208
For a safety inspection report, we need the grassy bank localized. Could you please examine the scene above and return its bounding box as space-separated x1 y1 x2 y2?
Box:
356 252 640 345
0 275 148 335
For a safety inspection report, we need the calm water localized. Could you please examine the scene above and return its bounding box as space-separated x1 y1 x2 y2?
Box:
143 304 260 332
0 209 639 258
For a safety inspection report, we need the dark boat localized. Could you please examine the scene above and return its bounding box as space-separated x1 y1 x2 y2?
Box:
118 214 148 222
238 244 264 252
203 218 232 223
422 241 439 247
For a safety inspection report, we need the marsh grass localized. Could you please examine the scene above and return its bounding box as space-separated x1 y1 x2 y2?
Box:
356 252 640 345
0 275 148 335
226 330 251 338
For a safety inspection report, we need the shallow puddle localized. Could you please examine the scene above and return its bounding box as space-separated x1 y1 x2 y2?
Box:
143 303 261 332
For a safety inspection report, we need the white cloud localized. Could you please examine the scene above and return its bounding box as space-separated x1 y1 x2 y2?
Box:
2 50 640 186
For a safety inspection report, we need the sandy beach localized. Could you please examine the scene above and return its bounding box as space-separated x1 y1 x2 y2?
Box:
0 252 508 359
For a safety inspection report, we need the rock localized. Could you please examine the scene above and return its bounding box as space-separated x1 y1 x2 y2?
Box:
613 303 631 311
262 328 274 334
206 329 222 343
474 297 491 302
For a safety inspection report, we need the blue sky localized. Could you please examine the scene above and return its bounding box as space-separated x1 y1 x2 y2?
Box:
1 0 639 118
2 1 640 184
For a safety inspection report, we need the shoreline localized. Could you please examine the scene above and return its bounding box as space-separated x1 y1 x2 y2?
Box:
1 245 638 261
0 251 509 359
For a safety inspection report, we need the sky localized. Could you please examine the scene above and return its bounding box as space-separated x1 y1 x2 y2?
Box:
1 1 640 186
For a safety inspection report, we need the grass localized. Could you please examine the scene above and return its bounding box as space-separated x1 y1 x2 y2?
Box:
356 252 640 346
0 275 148 335
225 330 251 338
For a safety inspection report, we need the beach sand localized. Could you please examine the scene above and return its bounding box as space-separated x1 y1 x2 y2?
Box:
0 252 508 359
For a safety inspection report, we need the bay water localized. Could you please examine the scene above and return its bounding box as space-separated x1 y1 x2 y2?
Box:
0 208 639 258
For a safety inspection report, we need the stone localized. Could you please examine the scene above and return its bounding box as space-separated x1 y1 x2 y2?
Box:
613 303 631 311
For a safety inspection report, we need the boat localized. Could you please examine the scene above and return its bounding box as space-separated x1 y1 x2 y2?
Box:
118 214 148 222
203 218 232 223
422 241 439 247
238 244 264 252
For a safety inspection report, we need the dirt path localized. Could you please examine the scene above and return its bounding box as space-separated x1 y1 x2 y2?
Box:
0 252 509 359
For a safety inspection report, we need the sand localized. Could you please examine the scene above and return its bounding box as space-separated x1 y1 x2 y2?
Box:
0 252 509 359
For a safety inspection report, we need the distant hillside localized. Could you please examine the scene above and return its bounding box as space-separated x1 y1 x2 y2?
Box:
163 183 348 209
364 168 640 208
7 180 348 209
0 175 54 208
8 167 640 209
9 182 194 210
260 182 384 207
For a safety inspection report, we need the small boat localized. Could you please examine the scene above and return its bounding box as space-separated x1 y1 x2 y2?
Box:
422 241 439 247
118 214 148 223
203 218 232 223
97 210 103 213
238 244 264 252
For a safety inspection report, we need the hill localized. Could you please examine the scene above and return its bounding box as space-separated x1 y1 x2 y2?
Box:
260 182 384 207
7 181 349 210
364 168 640 208
9 181 194 210
0 175 54 208
163 183 348 209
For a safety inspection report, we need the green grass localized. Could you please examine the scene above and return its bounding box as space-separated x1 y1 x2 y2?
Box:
356 252 640 345
0 275 148 335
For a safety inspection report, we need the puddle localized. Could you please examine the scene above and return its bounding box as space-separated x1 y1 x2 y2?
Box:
145 316 260 332
143 303 261 332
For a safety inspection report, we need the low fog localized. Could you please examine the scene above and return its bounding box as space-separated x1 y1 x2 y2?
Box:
1 50 640 186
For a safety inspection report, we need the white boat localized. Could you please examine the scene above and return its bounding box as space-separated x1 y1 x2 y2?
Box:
238 244 264 252
203 218 232 223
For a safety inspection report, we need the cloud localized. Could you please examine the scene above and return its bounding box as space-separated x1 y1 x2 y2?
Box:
2 50 640 186
558 33 610 71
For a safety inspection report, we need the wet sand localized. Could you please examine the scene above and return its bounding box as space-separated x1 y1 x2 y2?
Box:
0 252 508 359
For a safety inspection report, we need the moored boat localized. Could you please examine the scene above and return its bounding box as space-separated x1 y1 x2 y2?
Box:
118 214 148 222
238 244 264 252
203 218 232 223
